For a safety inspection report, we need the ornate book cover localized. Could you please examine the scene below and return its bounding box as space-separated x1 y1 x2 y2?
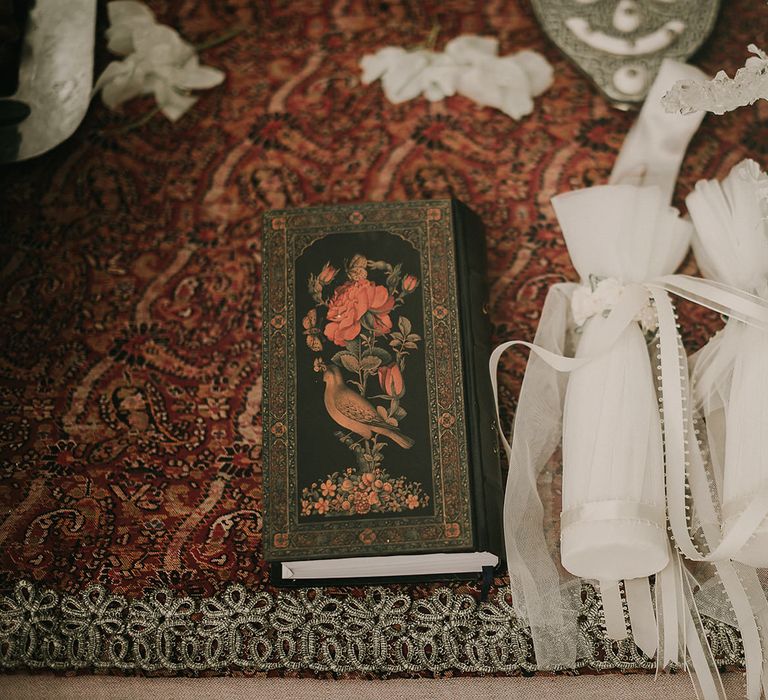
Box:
262 200 503 566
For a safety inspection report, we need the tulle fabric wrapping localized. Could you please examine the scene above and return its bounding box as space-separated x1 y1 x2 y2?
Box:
501 283 584 668
688 160 768 568
552 185 691 580
495 59 712 674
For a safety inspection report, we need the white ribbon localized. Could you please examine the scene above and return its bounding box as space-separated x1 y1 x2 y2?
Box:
649 283 768 700
488 59 768 697
490 273 768 698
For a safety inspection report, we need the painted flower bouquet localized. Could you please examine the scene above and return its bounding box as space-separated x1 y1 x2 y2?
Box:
301 253 429 515
300 466 429 517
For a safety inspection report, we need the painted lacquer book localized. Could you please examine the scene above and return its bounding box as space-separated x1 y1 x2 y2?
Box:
262 200 503 583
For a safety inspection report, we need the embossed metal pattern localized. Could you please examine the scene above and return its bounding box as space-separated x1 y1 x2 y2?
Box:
531 0 721 107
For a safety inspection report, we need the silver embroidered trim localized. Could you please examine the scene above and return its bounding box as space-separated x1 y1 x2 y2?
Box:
0 580 743 672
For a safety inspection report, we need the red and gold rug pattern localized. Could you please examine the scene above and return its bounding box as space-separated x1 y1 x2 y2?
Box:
0 0 764 675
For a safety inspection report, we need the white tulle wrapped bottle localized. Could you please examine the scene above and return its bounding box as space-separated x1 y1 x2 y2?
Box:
552 185 692 581
688 159 768 567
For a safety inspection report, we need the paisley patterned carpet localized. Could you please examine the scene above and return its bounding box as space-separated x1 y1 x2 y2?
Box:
0 0 764 677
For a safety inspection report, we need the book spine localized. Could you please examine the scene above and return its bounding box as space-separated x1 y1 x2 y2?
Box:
452 201 505 562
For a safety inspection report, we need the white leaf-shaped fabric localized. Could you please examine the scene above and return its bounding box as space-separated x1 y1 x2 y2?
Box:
443 34 498 62
360 47 406 84
149 77 199 122
105 0 156 56
419 54 459 102
172 58 226 91
132 25 195 65
94 58 146 111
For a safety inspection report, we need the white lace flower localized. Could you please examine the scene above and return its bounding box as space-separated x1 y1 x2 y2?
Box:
94 1 225 122
635 304 658 335
571 277 657 334
591 277 624 311
570 285 599 327
662 44 768 116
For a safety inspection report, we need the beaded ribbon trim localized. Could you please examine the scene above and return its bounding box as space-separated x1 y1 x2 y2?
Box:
0 579 743 673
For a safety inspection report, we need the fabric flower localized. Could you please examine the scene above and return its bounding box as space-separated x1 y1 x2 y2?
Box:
571 276 658 334
94 1 225 122
689 159 768 294
446 37 554 120
360 34 553 120
635 304 658 335
570 285 599 327
324 280 395 346
105 0 156 55
591 277 624 310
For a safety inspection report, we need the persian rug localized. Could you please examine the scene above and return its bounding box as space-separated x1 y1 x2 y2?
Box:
0 0 764 677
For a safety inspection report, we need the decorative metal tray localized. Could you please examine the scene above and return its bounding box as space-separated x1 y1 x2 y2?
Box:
530 0 720 108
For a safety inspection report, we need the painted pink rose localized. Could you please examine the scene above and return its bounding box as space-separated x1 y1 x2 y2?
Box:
324 280 395 346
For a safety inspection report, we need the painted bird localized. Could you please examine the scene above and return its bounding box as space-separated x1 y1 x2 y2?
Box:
322 365 414 449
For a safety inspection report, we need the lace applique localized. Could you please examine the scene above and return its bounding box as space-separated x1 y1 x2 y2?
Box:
662 44 768 116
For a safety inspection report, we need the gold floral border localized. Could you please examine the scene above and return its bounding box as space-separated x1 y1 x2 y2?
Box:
262 201 474 560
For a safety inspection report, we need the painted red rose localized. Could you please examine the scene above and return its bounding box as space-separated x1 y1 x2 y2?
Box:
324 280 395 346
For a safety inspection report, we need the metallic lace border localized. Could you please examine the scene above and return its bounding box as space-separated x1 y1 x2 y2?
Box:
0 579 744 674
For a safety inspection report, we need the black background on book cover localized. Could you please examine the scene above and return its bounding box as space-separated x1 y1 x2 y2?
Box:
294 229 435 521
